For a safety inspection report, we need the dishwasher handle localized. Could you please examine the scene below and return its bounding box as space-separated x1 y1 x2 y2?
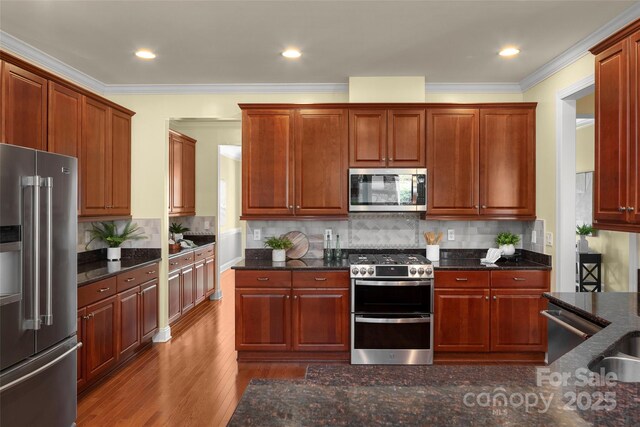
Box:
540 310 591 340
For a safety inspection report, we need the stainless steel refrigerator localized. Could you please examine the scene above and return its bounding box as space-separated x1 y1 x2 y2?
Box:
0 144 78 426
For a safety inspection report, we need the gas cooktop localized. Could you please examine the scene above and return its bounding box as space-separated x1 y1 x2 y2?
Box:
348 254 433 279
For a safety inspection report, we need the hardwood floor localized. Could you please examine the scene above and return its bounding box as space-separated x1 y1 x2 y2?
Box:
77 269 307 426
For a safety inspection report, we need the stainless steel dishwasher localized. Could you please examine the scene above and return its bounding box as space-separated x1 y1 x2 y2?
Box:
541 303 603 364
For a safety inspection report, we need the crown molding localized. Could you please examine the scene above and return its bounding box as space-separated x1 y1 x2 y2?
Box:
104 83 348 94
425 82 522 94
0 30 105 94
519 2 640 92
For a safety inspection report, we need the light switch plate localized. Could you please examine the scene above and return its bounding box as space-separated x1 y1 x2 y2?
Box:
253 229 261 241
204 221 210 230
531 230 537 244
545 232 553 246
447 229 455 241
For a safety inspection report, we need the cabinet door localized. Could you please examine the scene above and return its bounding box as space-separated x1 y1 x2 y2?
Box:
349 109 387 167
490 290 547 352
85 295 118 382
117 286 140 360
242 109 294 216
594 40 629 224
205 256 216 296
235 288 291 351
77 308 86 390
479 108 535 217
48 82 81 158
427 109 479 216
181 266 195 314
109 109 131 215
434 289 490 352
630 30 640 224
294 109 348 215
387 109 425 167
182 138 196 215
140 279 158 342
81 96 110 215
168 271 182 325
292 289 349 352
194 261 206 305
1 63 47 150
169 132 183 213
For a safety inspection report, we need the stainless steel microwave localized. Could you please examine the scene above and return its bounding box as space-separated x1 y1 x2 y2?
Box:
349 168 427 212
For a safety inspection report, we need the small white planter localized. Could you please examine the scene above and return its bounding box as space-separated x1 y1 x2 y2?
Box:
272 249 286 262
499 244 515 256
173 233 184 241
107 247 121 261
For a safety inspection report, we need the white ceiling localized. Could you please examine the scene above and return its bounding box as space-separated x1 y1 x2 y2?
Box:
0 1 638 86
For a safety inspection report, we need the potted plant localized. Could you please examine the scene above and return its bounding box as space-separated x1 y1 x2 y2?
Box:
264 236 293 262
576 224 594 253
495 232 520 256
86 221 146 261
169 222 190 241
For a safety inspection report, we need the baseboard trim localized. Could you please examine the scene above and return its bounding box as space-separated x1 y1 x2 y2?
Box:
152 326 172 343
220 256 243 273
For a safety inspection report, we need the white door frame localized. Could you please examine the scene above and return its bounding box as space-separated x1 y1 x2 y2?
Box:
555 75 594 292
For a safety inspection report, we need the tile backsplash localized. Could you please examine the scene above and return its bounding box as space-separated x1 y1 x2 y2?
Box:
170 215 216 235
246 214 545 259
78 218 161 253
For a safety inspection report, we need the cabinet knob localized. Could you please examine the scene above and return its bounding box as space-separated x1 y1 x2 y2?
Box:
382 158 386 162
289 205 293 209
493 296 497 300
296 205 300 209
474 205 479 209
627 207 635 212
485 296 489 301
286 295 290 299
619 206 626 212
481 205 487 209
389 157 393 161
294 295 298 299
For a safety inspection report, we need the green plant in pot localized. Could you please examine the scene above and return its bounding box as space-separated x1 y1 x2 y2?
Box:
495 232 520 256
264 236 293 262
169 222 190 242
86 221 146 261
576 224 594 253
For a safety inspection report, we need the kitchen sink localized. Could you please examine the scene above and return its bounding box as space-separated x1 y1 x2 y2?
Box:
612 334 640 358
589 356 640 383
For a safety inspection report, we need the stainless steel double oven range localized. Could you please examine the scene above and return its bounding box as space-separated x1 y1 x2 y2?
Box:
349 254 434 365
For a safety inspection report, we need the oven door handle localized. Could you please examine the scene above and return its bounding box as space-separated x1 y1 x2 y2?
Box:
354 316 431 324
354 280 432 287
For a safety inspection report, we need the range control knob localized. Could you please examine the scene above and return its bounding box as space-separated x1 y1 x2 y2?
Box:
360 267 367 275
352 268 359 275
409 267 417 275
425 266 433 275
418 268 425 275
367 267 375 275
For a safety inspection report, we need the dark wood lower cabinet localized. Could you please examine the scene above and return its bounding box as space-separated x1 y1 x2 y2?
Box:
194 260 206 304
85 295 119 382
205 256 215 297
181 265 195 314
292 289 349 352
77 308 86 390
168 270 182 325
434 288 490 352
117 287 140 360
235 288 291 351
140 280 159 341
490 290 548 352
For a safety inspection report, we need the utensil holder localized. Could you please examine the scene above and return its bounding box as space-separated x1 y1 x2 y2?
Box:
426 245 440 261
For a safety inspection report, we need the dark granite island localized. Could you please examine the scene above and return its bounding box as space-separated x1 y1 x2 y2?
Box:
229 292 639 426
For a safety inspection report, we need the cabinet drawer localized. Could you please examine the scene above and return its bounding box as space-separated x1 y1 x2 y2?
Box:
235 270 291 288
435 271 490 288
178 251 195 269
79 277 117 308
194 246 207 261
117 263 160 293
205 244 215 257
168 256 182 272
292 271 349 288
490 270 549 289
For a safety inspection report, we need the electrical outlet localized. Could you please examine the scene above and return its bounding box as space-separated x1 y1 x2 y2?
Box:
253 228 261 241
447 229 455 241
531 230 537 244
545 232 553 246
324 229 333 241
204 221 210 230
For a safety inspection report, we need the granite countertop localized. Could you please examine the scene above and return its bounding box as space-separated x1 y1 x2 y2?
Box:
232 258 350 270
168 235 216 259
77 248 161 287
230 292 639 425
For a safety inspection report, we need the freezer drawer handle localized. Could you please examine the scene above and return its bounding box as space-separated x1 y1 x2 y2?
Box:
354 316 431 324
540 310 591 340
0 343 82 393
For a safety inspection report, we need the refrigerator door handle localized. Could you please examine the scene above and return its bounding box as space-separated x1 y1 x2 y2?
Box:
40 177 53 326
22 175 41 331
0 342 81 393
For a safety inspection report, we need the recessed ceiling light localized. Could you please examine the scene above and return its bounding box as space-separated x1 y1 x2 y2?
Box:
499 47 520 57
135 49 156 59
282 49 302 59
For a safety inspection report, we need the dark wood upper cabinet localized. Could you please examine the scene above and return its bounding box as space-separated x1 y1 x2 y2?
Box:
427 109 479 216
348 109 387 167
168 130 196 216
387 109 425 167
294 109 348 216
48 82 81 158
590 20 640 231
81 96 110 215
1 62 47 150
479 108 535 218
242 109 294 216
109 109 131 215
